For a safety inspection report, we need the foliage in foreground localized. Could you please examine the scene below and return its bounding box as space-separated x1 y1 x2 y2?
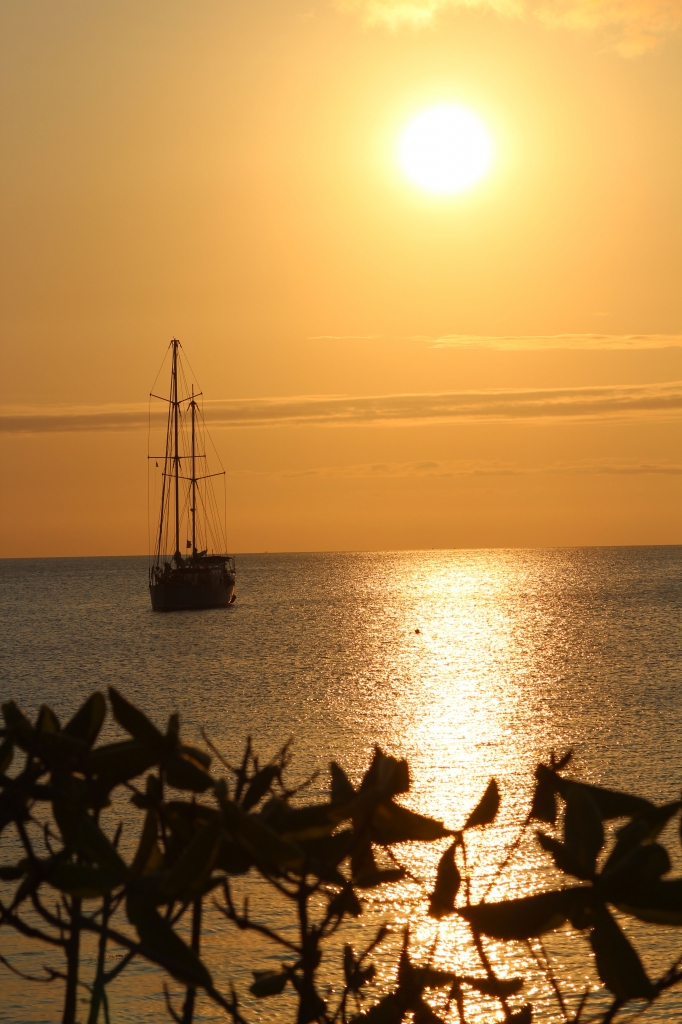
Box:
1 689 682 1024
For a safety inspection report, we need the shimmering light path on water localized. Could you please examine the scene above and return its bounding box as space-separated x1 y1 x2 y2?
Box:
0 548 680 1022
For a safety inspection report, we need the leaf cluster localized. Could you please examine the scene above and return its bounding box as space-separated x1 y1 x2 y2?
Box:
1 692 682 1024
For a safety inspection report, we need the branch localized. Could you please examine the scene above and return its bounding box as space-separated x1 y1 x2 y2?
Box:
216 882 301 953
482 810 532 901
201 729 236 774
279 768 321 800
385 847 428 892
578 955 682 1024
569 989 591 1024
164 983 184 1023
0 952 59 983
32 889 72 942
468 925 512 1020
76 914 250 1023
86 893 112 1024
234 738 253 802
526 937 568 1022
0 897 65 948
104 947 137 984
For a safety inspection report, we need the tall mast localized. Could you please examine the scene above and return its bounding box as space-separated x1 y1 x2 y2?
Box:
191 385 196 557
172 339 180 561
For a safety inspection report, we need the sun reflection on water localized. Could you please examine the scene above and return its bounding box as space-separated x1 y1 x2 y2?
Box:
316 550 682 1023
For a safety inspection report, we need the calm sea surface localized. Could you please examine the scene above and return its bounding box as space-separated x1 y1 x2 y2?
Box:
0 548 681 1023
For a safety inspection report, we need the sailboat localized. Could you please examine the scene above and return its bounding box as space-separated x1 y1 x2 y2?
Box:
148 339 236 611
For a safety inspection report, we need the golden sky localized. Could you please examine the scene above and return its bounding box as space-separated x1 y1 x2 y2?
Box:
1 0 680 556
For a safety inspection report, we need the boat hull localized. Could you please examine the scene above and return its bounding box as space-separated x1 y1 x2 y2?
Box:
149 578 235 611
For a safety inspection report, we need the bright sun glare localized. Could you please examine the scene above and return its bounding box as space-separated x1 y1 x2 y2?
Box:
398 104 494 195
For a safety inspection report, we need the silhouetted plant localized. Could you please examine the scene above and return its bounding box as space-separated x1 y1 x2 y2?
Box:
1 689 681 1023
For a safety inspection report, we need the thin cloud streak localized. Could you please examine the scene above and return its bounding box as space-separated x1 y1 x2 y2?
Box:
280 458 682 479
337 0 682 54
2 381 681 435
308 333 682 349
428 334 682 350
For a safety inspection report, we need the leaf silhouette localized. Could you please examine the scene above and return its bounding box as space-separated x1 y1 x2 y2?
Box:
536 832 591 880
600 842 671 901
589 903 654 1001
109 687 166 752
556 778 654 821
371 802 452 845
412 1000 445 1024
49 863 121 899
616 879 682 926
2 701 34 750
159 814 222 902
250 969 289 997
460 889 581 939
126 891 212 990
64 692 106 747
463 975 524 997
132 810 162 875
76 813 128 885
222 801 304 872
563 786 603 875
165 750 213 792
331 761 356 804
36 705 60 735
428 842 461 918
464 779 499 829
359 748 410 799
530 779 557 824
352 992 404 1022
0 741 13 774
242 765 279 810
88 740 158 787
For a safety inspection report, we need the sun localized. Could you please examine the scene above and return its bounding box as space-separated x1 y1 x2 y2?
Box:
398 104 494 195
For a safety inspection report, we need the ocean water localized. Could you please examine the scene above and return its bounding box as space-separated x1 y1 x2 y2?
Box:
0 547 681 1023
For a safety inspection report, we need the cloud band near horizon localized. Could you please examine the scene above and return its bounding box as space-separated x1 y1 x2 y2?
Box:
1 381 681 435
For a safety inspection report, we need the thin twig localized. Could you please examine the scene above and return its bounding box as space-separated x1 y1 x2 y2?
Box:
569 988 590 1024
235 738 253 802
75 914 249 1023
0 952 58 983
87 892 111 1024
163 982 183 1023
525 937 568 1022
461 835 471 907
385 847 428 891
261 873 300 901
104 947 137 984
217 883 300 953
200 729 236 774
483 810 533 901
102 987 111 1024
280 768 321 799
0 898 65 948
469 926 511 1020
